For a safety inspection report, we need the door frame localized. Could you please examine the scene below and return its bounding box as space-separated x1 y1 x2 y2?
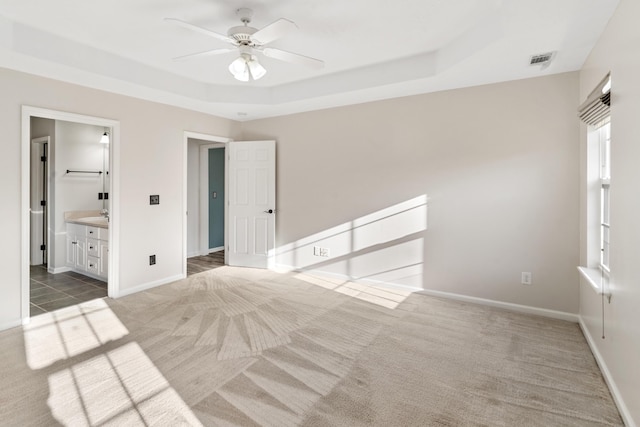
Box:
21 106 120 322
182 131 232 277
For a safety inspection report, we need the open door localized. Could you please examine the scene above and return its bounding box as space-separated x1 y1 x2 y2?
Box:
228 140 276 269
30 136 49 267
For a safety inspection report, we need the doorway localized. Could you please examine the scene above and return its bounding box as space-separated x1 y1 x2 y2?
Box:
183 133 277 275
21 106 120 322
184 132 232 277
187 146 226 275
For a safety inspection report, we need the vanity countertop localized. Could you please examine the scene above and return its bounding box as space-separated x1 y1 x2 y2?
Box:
64 210 108 229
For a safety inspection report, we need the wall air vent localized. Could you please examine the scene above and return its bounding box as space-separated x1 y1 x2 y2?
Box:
529 51 555 69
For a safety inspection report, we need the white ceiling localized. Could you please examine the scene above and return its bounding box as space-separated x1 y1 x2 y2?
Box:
0 0 619 121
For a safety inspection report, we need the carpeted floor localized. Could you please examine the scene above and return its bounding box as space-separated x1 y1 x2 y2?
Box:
0 266 623 426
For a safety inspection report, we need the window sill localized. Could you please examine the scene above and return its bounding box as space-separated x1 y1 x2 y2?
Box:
577 266 609 296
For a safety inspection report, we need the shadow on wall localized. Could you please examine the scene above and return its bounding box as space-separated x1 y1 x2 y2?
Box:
276 195 428 291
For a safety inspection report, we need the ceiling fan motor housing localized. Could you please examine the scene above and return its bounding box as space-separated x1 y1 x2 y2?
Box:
228 26 258 45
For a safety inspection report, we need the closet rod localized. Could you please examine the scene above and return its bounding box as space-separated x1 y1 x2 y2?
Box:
66 169 103 174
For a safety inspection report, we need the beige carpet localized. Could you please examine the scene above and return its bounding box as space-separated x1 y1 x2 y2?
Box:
0 266 623 426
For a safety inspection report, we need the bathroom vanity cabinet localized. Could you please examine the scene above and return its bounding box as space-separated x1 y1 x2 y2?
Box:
66 222 108 280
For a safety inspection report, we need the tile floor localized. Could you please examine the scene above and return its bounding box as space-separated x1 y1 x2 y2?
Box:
30 265 107 316
29 251 224 317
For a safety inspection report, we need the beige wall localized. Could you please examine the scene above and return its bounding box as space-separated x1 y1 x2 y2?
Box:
579 0 640 424
241 72 581 314
1 68 582 322
0 67 240 329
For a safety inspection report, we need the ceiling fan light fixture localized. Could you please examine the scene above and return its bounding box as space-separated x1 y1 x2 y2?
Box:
229 53 266 82
248 57 267 80
229 56 250 81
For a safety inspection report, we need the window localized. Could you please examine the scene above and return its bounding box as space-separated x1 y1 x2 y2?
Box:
577 74 611 296
598 120 611 272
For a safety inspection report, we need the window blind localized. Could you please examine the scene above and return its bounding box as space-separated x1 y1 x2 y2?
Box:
578 74 611 126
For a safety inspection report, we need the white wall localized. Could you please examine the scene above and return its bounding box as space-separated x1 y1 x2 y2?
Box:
0 67 240 330
186 140 201 258
241 72 581 314
53 121 105 269
578 0 640 424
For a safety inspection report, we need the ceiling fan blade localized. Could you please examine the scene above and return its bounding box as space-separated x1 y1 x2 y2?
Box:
172 48 235 61
251 18 297 45
262 48 324 69
164 18 235 44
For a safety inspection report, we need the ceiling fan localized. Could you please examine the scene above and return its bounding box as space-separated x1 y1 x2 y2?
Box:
166 8 324 82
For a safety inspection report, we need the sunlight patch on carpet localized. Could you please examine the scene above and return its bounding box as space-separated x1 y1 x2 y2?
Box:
47 342 202 426
294 272 414 309
23 299 128 369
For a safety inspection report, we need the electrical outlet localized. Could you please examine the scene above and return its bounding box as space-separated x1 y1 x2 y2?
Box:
150 255 156 265
521 272 532 285
150 195 159 205
313 246 330 257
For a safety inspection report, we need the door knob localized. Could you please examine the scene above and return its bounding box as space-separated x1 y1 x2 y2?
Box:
264 209 274 214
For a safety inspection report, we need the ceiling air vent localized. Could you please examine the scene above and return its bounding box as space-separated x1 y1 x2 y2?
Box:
529 51 555 68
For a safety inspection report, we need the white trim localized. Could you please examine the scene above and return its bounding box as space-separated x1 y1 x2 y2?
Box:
186 246 224 258
114 274 184 298
0 319 24 332
21 106 120 325
418 288 579 322
182 131 231 277
275 264 577 322
577 266 610 296
579 317 636 427
49 266 72 274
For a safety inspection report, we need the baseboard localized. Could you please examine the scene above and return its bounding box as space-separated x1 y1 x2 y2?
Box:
0 318 23 332
419 288 578 322
275 264 578 322
579 317 636 427
49 266 71 274
113 274 185 298
187 247 223 258
275 264 423 293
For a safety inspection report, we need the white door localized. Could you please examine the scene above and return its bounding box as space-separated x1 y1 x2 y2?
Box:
228 140 276 268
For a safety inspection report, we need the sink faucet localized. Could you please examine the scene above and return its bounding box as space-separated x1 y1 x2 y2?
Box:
100 209 109 221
